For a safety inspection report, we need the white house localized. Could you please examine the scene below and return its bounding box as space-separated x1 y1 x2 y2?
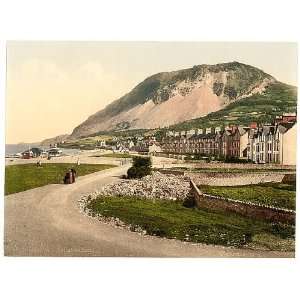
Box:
277 122 297 165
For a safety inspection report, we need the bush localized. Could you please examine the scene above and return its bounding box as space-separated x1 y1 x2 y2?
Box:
132 156 151 168
127 156 152 178
127 166 137 178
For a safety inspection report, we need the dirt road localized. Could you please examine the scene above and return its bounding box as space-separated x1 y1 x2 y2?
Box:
4 166 294 257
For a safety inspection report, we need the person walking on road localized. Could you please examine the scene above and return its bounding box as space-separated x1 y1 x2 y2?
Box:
71 168 77 183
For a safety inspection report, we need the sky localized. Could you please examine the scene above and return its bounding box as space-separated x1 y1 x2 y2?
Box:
5 41 297 144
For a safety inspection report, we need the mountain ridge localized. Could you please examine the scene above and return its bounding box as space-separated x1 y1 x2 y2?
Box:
70 61 292 138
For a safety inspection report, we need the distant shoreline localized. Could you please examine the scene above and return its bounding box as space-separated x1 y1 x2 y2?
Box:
5 143 41 155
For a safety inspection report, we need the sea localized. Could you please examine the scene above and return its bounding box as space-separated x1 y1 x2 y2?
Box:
5 144 80 156
5 143 40 155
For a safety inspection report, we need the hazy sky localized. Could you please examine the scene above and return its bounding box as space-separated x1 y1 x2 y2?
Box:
6 41 297 144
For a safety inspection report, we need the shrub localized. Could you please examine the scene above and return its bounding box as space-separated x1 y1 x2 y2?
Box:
213 82 224 96
127 156 152 178
127 166 137 178
132 156 151 168
224 85 238 100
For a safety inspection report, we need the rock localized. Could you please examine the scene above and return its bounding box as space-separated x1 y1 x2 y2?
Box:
99 172 190 202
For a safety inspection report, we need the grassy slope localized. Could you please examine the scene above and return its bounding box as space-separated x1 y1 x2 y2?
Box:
5 163 115 195
199 183 296 210
169 82 297 131
87 195 294 250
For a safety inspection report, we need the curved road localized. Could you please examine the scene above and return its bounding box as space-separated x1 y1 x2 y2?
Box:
4 166 294 257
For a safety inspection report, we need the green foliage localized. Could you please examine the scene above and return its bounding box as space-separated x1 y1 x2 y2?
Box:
86 195 295 249
132 156 151 168
127 156 152 178
5 163 116 195
199 182 296 210
224 85 237 100
213 82 224 96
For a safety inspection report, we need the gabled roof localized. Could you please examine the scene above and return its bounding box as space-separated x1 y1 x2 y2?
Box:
278 122 296 134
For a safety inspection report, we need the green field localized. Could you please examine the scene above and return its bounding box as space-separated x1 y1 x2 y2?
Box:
199 183 296 210
86 195 295 251
5 163 116 195
94 153 135 159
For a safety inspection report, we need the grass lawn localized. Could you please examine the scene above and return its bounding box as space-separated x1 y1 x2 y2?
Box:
86 195 295 251
94 153 135 159
199 183 296 210
5 163 116 195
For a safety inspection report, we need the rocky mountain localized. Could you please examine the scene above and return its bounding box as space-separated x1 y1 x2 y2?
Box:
71 62 279 138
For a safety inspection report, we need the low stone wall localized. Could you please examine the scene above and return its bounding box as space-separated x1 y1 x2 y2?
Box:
282 173 296 184
187 172 286 186
190 180 295 224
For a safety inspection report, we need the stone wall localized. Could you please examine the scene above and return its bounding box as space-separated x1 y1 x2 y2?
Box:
190 180 295 224
187 172 286 186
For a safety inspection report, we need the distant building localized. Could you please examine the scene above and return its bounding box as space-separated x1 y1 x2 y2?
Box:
148 143 162 154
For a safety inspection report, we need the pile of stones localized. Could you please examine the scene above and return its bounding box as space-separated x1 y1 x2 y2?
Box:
100 171 191 201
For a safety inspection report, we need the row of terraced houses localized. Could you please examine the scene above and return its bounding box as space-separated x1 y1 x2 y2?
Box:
161 114 297 165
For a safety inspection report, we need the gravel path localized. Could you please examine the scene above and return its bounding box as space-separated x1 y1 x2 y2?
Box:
4 166 294 257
